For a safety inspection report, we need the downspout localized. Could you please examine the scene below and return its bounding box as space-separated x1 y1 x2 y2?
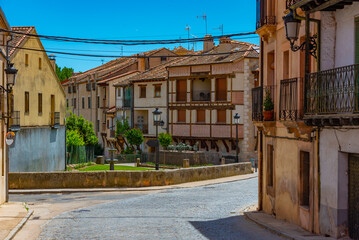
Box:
258 39 264 211
166 70 169 134
5 33 12 202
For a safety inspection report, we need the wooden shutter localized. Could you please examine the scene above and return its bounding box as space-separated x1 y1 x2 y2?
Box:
176 80 187 101
197 109 205 123
267 144 274 187
355 17 359 64
177 109 186 122
25 92 29 113
140 86 146 98
216 78 227 101
300 151 310 206
217 109 226 123
38 93 42 113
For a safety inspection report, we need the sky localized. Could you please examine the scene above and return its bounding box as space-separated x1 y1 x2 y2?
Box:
1 0 258 72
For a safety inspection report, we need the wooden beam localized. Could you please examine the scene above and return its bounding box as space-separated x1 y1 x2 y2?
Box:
222 140 229 153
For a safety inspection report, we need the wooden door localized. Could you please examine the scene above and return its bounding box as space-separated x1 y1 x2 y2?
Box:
349 154 359 239
216 78 227 101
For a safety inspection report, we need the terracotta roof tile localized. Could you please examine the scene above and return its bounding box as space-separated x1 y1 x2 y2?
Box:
9 27 35 57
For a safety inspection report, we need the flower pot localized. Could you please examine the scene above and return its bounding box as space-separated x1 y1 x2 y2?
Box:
263 110 274 121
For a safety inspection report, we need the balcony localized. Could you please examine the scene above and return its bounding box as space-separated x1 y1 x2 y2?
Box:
279 78 304 121
10 111 20 131
192 90 210 102
51 112 60 128
304 64 359 126
252 85 276 122
286 0 302 9
256 16 276 30
135 123 148 134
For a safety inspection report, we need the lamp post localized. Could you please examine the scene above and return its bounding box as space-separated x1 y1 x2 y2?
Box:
2 63 18 132
152 108 162 170
234 113 240 163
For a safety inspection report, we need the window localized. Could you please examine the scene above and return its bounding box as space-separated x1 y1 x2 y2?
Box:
88 96 91 109
117 88 122 98
25 92 29 114
267 144 274 187
215 78 227 101
197 109 205 123
300 151 310 207
66 99 69 108
161 56 167 63
107 119 109 128
74 98 76 109
140 85 146 98
355 17 359 64
82 97 85 109
217 110 226 123
177 109 186 122
51 95 55 113
25 54 29 66
97 96 100 108
39 57 42 69
38 93 42 114
97 120 100 132
154 84 161 97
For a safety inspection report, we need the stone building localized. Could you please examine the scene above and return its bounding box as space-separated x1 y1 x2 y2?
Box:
63 48 177 147
0 7 11 204
8 26 66 172
167 38 259 161
255 0 359 239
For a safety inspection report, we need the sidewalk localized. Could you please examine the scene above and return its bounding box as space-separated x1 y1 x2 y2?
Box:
9 172 258 194
0 202 32 240
244 207 336 240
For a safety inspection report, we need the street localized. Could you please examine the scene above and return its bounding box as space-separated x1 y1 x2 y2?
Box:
11 177 284 240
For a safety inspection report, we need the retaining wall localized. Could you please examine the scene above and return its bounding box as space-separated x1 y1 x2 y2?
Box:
9 163 252 189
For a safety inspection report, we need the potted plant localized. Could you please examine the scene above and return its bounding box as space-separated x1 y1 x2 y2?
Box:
263 89 274 121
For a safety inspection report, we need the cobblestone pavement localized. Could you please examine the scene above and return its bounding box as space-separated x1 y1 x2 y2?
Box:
37 178 284 240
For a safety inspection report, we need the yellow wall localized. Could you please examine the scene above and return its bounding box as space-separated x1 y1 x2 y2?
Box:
11 36 66 127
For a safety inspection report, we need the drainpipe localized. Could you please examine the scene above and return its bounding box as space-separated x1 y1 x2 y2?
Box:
166 70 169 134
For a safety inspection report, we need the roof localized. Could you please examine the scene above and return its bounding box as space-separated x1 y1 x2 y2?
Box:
128 56 189 82
113 71 142 87
0 7 10 30
97 70 139 84
9 26 35 57
169 39 259 67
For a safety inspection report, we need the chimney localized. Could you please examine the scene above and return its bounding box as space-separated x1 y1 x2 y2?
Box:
49 54 56 71
203 35 215 52
137 54 146 72
217 37 233 53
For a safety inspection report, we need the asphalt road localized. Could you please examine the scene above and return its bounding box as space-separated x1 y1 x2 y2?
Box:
12 177 285 240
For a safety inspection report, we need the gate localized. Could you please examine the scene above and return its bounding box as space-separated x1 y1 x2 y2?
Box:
349 154 359 239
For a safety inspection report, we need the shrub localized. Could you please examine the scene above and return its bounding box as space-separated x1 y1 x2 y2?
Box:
66 130 84 148
124 128 144 153
159 133 172 149
66 112 98 145
116 117 130 137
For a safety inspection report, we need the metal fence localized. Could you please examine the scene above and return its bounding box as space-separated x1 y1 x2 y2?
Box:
256 16 276 29
67 145 95 164
279 77 304 120
252 86 263 121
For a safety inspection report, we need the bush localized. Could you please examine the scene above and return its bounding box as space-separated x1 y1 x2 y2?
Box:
66 112 98 145
159 132 172 149
116 117 130 137
124 128 144 153
66 130 84 148
122 146 135 154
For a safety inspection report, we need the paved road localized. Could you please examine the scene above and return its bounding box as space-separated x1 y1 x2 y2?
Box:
31 178 284 240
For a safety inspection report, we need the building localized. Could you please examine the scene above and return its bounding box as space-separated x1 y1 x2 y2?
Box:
63 48 177 147
0 7 11 204
8 26 66 172
255 0 359 239
167 38 259 162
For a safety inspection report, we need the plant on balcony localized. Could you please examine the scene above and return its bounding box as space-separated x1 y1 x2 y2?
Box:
263 89 274 121
124 128 144 154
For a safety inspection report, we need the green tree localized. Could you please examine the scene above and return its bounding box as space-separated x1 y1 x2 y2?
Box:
124 128 144 153
66 130 84 147
115 117 130 137
159 132 172 149
56 64 74 82
66 113 98 145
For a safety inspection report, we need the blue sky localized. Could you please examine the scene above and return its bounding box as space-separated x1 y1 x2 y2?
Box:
1 0 258 72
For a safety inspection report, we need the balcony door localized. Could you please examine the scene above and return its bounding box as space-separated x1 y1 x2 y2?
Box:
216 78 227 101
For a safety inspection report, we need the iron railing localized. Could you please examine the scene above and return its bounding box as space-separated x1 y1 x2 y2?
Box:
286 0 302 9
256 16 276 29
176 92 187 102
306 64 359 115
279 78 304 120
192 90 210 101
252 86 263 121
135 123 148 134
10 111 20 129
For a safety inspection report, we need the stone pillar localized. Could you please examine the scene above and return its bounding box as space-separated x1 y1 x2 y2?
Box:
183 159 190 168
136 158 140 167
221 157 226 165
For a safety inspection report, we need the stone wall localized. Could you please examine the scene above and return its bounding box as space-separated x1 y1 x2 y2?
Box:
9 162 252 189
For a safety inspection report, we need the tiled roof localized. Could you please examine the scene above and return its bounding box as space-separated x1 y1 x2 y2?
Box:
129 57 189 82
97 70 139 84
113 71 141 87
9 27 35 57
170 40 259 67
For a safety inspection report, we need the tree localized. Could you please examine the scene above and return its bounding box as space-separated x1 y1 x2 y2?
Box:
159 132 172 149
66 113 98 145
66 129 84 148
56 64 74 82
115 117 130 137
124 128 144 153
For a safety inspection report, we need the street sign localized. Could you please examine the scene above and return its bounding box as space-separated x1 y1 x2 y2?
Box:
6 132 15 146
146 139 159 147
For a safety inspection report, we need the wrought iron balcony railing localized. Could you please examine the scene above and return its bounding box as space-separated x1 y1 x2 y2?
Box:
10 111 20 130
252 85 276 121
192 90 211 102
279 78 304 121
252 86 263 121
286 0 302 9
256 16 276 30
123 99 132 108
306 64 359 116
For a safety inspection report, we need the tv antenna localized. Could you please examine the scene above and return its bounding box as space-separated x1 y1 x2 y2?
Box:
214 24 223 36
185 25 191 50
197 13 207 35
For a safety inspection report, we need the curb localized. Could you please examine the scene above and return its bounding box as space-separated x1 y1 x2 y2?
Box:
4 206 33 240
244 211 294 240
9 174 258 195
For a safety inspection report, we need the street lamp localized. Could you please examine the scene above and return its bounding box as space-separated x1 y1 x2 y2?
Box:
283 10 317 58
152 108 162 170
2 63 17 93
233 113 240 163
